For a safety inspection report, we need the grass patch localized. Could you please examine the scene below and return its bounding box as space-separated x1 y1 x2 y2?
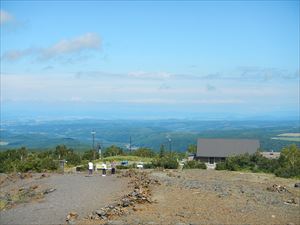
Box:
96 155 154 163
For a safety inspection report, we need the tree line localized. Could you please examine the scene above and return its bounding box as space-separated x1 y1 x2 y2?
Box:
0 144 182 173
0 144 299 178
216 144 300 178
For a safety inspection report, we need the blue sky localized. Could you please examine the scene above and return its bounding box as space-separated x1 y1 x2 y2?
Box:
0 1 299 120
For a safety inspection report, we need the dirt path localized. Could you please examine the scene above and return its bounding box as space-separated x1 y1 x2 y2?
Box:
0 173 129 225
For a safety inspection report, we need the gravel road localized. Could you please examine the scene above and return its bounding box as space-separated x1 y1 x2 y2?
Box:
0 173 129 225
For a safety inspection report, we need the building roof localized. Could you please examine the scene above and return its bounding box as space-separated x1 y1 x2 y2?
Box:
197 138 260 158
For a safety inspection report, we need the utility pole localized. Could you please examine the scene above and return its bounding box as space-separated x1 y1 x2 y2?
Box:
97 143 101 159
168 138 172 153
91 130 96 160
129 136 132 152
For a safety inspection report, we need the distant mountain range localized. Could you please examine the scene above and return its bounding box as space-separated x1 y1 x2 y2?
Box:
0 119 299 152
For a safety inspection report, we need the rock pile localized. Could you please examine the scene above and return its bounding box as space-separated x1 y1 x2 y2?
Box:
267 184 290 193
86 170 160 221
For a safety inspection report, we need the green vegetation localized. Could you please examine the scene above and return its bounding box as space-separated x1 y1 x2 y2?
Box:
187 144 197 154
0 145 164 172
152 153 179 169
183 160 206 169
101 155 153 163
216 144 300 178
1 142 299 178
102 145 124 157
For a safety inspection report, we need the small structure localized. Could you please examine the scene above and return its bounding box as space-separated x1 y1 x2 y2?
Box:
58 159 66 174
187 153 195 161
196 138 260 169
261 151 280 159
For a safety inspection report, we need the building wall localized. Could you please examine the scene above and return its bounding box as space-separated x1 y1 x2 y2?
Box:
197 156 226 164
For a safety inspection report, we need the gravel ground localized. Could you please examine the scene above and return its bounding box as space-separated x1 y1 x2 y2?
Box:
116 169 300 225
0 173 129 225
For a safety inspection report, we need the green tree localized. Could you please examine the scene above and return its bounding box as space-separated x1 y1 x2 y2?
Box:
275 144 300 178
82 149 99 161
153 152 179 169
54 145 69 159
18 147 28 161
159 144 166 158
103 145 124 157
187 144 197 154
132 147 156 158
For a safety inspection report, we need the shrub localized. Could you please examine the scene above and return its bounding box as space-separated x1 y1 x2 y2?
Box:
215 162 227 170
40 158 58 171
76 165 86 172
276 144 300 178
143 163 155 169
152 155 179 169
130 148 156 158
274 167 299 178
65 152 81 165
82 150 99 161
103 145 124 157
183 160 206 169
116 165 129 170
116 163 136 170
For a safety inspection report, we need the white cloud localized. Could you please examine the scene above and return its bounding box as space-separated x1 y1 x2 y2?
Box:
2 48 35 61
0 10 13 25
2 33 101 61
41 33 101 59
128 71 172 80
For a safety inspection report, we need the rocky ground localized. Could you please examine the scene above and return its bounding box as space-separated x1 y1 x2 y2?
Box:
79 169 300 225
1 170 299 225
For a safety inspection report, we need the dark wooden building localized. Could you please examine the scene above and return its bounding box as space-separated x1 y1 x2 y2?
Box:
196 138 260 165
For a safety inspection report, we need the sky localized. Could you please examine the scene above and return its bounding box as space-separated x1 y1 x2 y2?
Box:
0 1 299 120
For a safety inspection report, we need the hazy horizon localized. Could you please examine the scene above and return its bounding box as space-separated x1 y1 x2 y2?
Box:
1 1 299 121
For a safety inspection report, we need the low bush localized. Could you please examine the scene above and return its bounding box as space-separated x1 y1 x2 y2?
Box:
215 162 226 170
116 163 137 170
143 163 155 169
116 165 130 170
183 160 206 169
152 155 179 169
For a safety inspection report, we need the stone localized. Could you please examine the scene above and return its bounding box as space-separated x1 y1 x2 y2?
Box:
284 199 297 205
66 211 78 223
121 198 132 207
30 184 39 190
43 188 56 194
294 183 300 188
95 209 107 217
19 187 25 191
